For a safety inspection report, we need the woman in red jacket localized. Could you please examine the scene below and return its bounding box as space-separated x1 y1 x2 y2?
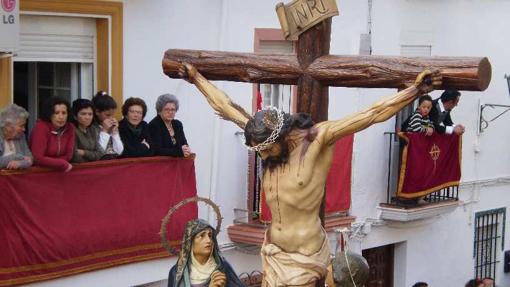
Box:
30 96 75 172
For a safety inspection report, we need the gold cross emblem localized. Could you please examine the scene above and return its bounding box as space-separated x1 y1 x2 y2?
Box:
429 144 441 173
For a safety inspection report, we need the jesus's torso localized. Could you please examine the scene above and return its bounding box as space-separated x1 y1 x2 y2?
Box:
262 128 334 255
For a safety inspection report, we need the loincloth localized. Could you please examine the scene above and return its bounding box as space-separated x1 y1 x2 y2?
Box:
261 230 331 287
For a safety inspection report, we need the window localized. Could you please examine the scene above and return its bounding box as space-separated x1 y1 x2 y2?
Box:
473 208 506 281
385 44 433 202
12 14 96 129
14 62 93 129
247 29 295 221
400 45 432 57
0 1 123 117
395 44 432 131
256 39 294 112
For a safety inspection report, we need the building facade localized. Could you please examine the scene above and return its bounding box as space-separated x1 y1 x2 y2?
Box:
1 1 509 286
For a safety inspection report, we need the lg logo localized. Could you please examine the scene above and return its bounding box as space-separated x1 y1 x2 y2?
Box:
1 0 15 24
1 0 15 13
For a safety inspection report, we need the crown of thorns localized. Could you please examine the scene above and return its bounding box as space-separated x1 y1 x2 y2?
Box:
246 106 285 152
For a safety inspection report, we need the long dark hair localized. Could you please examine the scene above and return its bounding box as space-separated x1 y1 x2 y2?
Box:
40 96 71 123
92 91 117 112
245 110 314 169
71 99 95 126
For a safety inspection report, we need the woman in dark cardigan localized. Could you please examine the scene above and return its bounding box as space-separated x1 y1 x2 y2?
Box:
148 93 191 157
119 97 153 158
71 99 105 163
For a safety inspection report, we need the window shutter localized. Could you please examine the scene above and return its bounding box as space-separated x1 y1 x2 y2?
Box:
258 40 293 54
16 15 95 62
400 45 432 57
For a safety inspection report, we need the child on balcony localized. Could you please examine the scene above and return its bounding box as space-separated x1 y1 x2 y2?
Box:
92 91 124 159
402 94 434 136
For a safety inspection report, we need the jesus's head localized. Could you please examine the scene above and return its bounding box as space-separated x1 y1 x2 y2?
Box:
245 108 314 169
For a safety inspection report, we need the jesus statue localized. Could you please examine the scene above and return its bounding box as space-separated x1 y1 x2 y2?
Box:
177 63 441 287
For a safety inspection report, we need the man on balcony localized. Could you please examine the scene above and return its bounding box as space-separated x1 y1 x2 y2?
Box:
429 90 465 135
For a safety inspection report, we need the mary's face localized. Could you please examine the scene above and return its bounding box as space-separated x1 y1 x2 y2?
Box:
192 228 213 259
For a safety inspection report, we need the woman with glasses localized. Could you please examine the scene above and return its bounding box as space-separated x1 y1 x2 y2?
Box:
119 97 153 158
149 93 191 157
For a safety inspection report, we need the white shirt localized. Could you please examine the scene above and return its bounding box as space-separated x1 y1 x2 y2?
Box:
99 131 124 155
437 100 455 134
3 140 16 156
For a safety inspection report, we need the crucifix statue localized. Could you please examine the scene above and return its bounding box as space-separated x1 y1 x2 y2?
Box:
162 2 491 286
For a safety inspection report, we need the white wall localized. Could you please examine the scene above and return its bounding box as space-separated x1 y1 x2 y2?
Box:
123 0 510 286
31 0 510 286
25 249 261 287
349 1 510 286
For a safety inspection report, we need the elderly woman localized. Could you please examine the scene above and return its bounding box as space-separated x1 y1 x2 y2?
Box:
30 96 75 172
167 219 243 287
0 104 32 169
119 97 153 157
149 94 191 157
71 99 105 163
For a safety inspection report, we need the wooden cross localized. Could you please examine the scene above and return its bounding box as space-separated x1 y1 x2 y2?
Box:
162 13 491 235
162 19 491 124
162 16 490 237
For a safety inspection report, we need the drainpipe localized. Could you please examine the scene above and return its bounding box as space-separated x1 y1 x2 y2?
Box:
207 0 229 224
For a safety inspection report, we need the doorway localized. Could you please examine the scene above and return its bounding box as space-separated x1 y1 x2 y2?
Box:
362 244 395 287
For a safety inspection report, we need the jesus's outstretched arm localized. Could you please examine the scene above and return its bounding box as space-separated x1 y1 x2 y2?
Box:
179 63 252 130
316 70 442 146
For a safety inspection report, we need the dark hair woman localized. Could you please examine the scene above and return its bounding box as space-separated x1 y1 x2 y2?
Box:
71 99 105 163
30 96 75 171
119 97 153 157
92 91 123 158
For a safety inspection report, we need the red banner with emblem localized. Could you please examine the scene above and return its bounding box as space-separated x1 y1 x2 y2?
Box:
259 135 353 222
0 157 197 286
397 132 462 199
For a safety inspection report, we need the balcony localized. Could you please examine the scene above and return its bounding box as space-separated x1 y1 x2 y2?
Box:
0 157 197 286
379 132 461 222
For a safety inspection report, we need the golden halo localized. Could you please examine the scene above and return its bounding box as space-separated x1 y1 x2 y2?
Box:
159 196 222 255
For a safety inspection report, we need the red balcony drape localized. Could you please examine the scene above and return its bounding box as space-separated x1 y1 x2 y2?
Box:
0 157 197 286
397 133 462 198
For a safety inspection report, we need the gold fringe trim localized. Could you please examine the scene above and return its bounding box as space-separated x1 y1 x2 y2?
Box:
0 251 169 286
0 241 179 274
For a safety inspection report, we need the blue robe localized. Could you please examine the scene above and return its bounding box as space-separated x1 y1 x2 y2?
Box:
167 219 244 287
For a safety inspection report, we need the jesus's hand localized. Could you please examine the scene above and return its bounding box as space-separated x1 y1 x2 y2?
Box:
178 62 198 83
414 69 442 94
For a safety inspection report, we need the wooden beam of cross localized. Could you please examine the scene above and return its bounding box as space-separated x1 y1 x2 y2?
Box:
162 19 491 123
